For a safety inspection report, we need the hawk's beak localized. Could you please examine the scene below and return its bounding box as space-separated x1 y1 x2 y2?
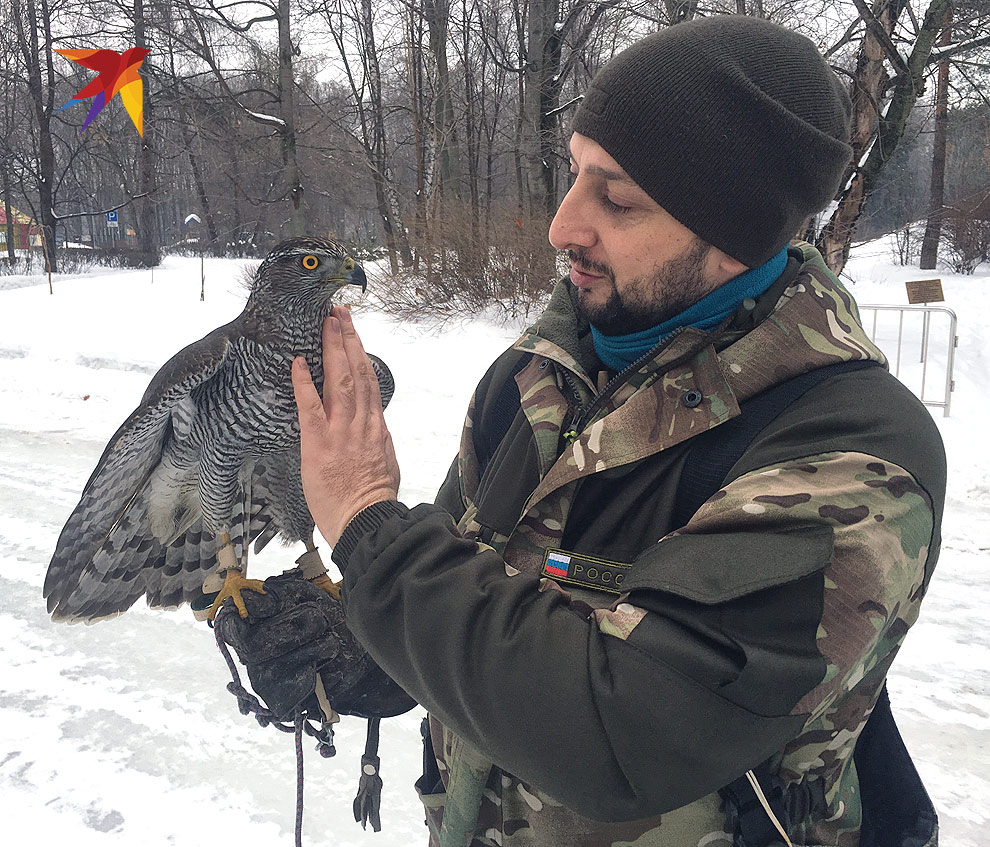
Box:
325 257 367 293
349 262 368 293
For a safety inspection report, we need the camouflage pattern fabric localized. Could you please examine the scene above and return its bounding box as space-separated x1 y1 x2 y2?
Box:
420 244 941 846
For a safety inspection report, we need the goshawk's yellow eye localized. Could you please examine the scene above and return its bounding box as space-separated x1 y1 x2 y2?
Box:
302 255 320 270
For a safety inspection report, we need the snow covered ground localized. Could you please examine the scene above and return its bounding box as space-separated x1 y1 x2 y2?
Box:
1 245 987 846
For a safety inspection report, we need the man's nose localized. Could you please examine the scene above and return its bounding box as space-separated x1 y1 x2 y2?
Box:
549 183 595 251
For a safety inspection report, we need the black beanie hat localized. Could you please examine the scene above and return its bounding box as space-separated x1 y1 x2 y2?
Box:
572 16 853 268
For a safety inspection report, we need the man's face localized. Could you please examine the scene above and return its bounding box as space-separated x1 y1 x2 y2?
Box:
549 133 741 336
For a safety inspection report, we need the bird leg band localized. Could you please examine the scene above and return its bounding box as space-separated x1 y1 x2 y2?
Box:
217 533 239 573
196 536 242 597
294 547 328 580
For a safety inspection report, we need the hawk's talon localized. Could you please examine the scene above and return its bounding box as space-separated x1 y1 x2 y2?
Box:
310 574 342 601
208 570 266 620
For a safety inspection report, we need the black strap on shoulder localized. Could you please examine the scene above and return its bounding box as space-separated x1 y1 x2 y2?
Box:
672 359 880 528
684 360 935 847
474 352 533 478
855 685 938 847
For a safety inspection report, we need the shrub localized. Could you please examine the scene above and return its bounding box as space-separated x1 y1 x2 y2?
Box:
374 205 559 321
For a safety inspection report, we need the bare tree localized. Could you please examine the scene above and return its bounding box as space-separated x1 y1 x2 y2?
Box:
309 0 413 272
522 0 622 222
133 0 161 263
2 0 987 305
171 0 308 236
11 0 60 270
0 14 24 261
816 0 989 274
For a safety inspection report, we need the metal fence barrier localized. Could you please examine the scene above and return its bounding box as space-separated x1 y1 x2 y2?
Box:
858 304 958 417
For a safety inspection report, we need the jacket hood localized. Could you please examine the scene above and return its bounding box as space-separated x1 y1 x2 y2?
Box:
519 243 886 402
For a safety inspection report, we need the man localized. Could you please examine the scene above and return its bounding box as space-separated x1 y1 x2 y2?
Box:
290 15 945 847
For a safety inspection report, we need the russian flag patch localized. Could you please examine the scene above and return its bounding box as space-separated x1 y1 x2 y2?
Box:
544 551 570 578
540 548 631 594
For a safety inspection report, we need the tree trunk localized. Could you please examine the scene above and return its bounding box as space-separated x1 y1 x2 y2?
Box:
361 0 411 271
407 5 426 271
423 0 462 202
134 0 159 265
2 168 15 261
524 0 621 222
462 0 481 253
231 143 244 250
919 3 953 269
13 0 58 272
182 121 218 248
1 33 17 262
816 0 900 272
512 1 526 216
524 0 560 220
816 0 949 275
278 0 304 236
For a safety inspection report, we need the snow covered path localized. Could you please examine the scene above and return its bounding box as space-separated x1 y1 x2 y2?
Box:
1 253 987 845
0 423 429 846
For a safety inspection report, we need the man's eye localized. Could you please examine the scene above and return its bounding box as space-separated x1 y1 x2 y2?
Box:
601 195 632 215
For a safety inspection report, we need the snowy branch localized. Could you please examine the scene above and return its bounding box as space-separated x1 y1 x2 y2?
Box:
181 12 287 132
930 32 990 62
52 193 150 222
244 109 286 128
546 95 583 119
205 0 278 33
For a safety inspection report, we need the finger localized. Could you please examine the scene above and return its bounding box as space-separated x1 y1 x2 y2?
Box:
291 357 328 435
334 306 374 414
335 307 380 407
322 315 356 420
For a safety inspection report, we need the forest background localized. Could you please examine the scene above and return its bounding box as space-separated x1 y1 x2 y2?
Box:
2 0 989 312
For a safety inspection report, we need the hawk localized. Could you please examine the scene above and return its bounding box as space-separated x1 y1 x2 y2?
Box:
44 236 393 623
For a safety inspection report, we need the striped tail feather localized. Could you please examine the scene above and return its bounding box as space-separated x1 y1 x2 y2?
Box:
46 473 274 623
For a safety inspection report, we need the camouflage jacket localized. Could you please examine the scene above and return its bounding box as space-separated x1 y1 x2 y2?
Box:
332 244 946 847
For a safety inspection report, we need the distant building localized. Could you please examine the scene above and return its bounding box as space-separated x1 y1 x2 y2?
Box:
0 206 40 250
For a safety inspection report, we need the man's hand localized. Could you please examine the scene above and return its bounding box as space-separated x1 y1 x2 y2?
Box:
291 305 400 548
216 571 416 721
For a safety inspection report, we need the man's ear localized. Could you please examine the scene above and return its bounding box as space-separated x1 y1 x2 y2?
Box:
712 248 749 282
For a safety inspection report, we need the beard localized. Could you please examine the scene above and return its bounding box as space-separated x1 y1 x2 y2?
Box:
570 237 719 336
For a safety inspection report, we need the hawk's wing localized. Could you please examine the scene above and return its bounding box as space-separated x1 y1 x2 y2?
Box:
139 355 396 609
44 322 240 622
368 354 394 411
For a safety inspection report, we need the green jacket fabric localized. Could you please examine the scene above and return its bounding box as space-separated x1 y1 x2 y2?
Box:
332 244 946 847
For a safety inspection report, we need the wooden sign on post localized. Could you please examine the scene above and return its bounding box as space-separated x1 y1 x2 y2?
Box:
905 278 944 304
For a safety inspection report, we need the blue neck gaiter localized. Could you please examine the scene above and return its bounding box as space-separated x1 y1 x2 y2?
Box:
591 247 788 372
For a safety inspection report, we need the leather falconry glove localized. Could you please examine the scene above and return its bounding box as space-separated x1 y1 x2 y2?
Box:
216 570 416 722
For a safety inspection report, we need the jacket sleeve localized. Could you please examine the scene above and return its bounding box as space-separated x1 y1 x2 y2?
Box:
331 448 936 821
432 455 465 521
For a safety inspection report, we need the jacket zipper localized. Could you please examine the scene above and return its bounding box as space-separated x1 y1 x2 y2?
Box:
563 327 690 443
558 367 587 436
